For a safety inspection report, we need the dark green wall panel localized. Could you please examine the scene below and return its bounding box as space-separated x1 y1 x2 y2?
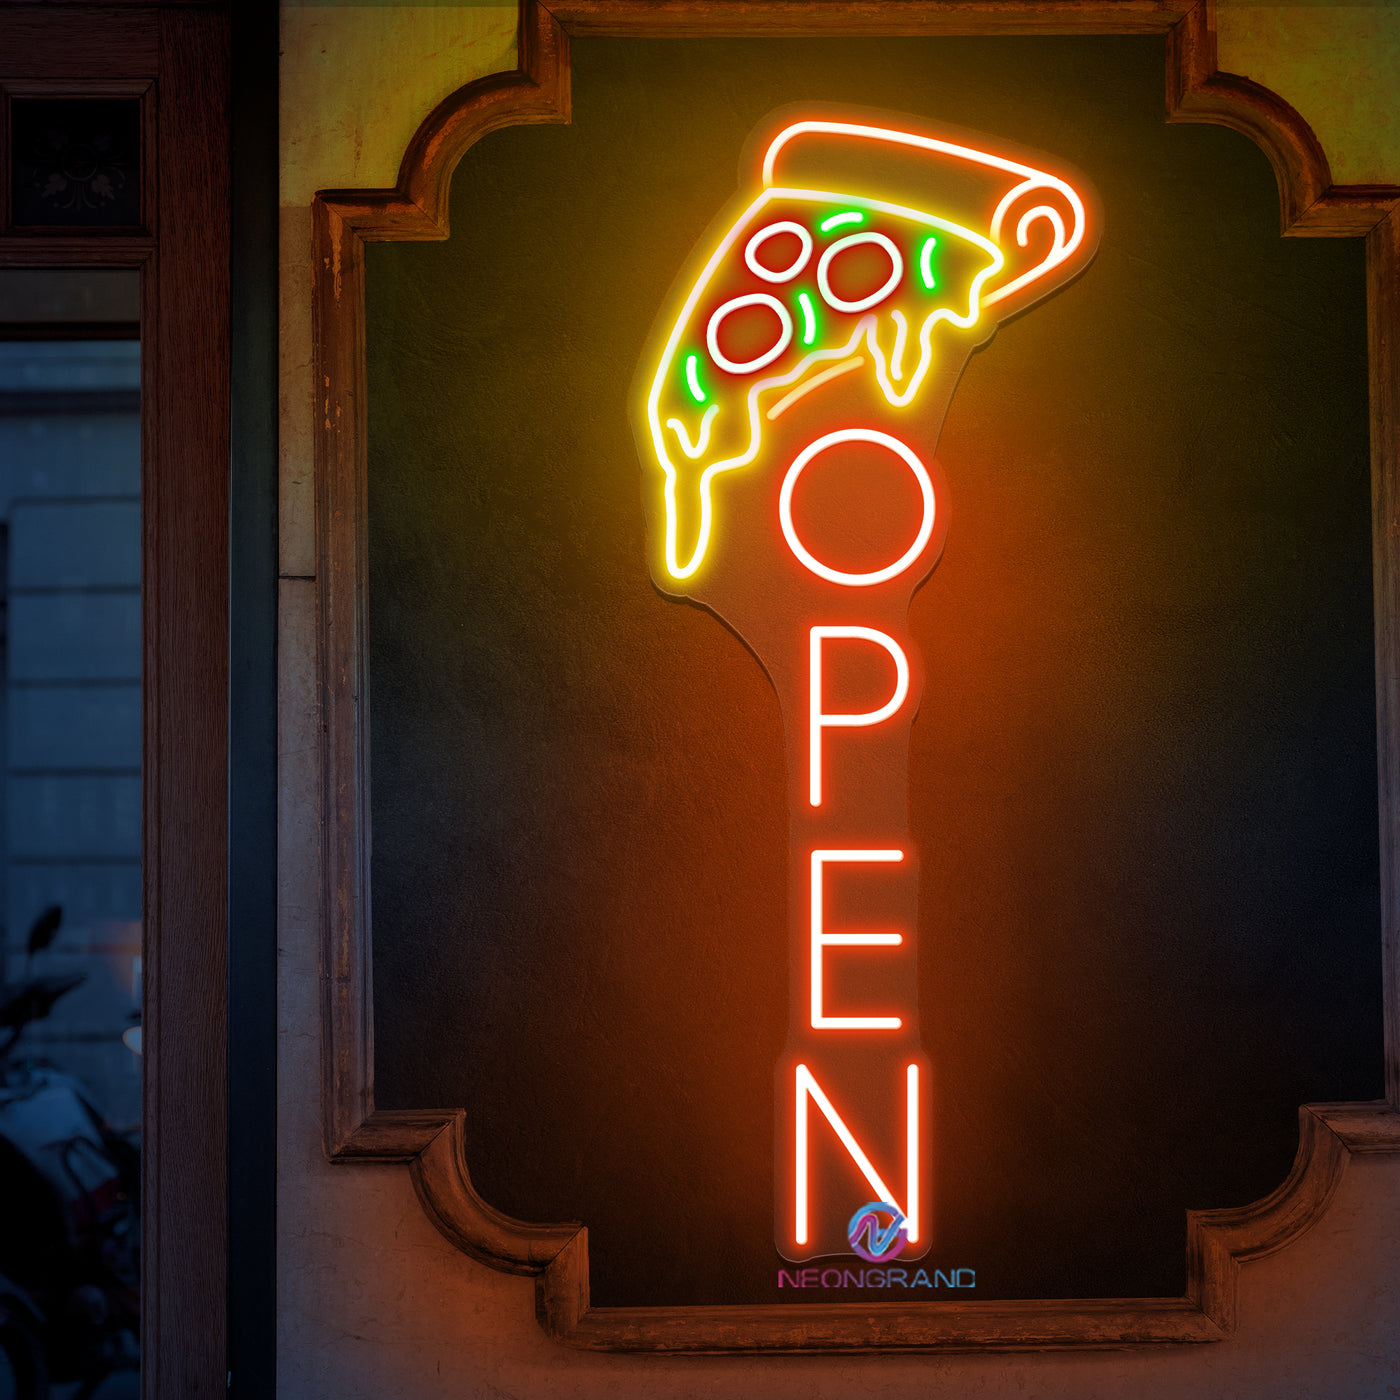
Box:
365 34 1380 1308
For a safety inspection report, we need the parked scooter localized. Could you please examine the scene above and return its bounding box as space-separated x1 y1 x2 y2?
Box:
0 908 140 1400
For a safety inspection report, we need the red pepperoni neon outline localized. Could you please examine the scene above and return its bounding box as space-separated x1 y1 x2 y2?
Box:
706 292 795 375
816 231 904 313
745 220 814 283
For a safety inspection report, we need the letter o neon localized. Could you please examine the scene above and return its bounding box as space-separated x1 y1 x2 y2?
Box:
779 429 936 587
816 231 904 313
706 293 793 376
744 221 813 283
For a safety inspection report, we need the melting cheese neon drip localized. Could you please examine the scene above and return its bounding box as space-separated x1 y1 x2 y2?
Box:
667 404 721 458
766 356 863 421
646 186 1002 581
889 310 908 381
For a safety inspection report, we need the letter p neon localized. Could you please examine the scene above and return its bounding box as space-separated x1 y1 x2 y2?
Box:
809 626 910 807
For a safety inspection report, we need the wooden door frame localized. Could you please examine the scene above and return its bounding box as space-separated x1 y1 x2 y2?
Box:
313 0 1400 1354
0 5 237 1396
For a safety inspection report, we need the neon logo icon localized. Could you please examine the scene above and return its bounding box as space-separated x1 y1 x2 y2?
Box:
630 104 1100 1262
848 1201 909 1263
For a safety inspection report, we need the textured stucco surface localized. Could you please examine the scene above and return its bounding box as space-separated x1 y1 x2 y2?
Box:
279 4 516 208
278 6 1400 1395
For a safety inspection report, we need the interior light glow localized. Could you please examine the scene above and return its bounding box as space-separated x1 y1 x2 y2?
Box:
706 292 795 376
781 430 935 587
745 220 814 283
817 231 904 314
765 356 863 422
810 849 905 1030
808 625 911 807
794 1062 918 1247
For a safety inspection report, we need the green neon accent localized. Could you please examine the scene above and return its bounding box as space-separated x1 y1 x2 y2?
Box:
797 291 817 346
819 210 864 233
684 353 707 404
919 236 939 291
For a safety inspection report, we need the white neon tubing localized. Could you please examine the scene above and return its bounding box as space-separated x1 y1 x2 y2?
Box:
666 404 720 459
744 220 813 283
819 210 864 232
809 626 910 807
761 119 1086 310
811 849 904 1030
889 308 908 382
794 1063 913 1247
684 355 706 403
816 231 904 314
644 186 1000 580
987 182 1075 307
765 356 863 422
656 318 869 583
781 430 935 588
706 292 794 376
919 236 938 290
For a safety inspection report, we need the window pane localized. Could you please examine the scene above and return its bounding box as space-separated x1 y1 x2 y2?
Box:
0 274 141 1397
10 100 142 230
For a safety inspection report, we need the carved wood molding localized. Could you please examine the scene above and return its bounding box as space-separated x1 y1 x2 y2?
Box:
1164 2 1396 236
314 0 569 1167
404 1102 1400 1349
314 0 1400 1351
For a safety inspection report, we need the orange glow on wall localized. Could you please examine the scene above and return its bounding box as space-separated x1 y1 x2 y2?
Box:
630 104 1100 1262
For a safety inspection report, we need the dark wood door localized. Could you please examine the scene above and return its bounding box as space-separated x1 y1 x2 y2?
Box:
0 6 231 1397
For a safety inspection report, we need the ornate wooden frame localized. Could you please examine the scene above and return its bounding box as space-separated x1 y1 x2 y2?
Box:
314 0 1400 1352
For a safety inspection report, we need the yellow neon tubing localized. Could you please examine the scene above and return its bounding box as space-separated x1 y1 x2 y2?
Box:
646 185 1001 581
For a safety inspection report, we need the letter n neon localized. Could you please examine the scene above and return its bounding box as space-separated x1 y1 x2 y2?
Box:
793 1062 920 1247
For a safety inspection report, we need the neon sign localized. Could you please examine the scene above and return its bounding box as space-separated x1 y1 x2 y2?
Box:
630 106 1100 1262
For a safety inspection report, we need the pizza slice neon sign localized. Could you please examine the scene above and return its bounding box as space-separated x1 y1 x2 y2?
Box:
631 106 1100 1263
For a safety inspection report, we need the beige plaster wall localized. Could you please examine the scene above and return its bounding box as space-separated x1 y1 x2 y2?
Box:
277 6 1400 1396
279 4 516 210
1216 2 1400 187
